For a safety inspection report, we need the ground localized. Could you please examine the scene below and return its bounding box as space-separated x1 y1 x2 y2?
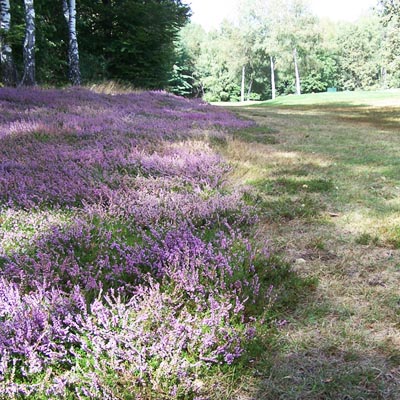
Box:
220 90 400 399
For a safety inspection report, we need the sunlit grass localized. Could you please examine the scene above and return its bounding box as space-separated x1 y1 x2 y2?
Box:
259 89 400 107
218 89 400 399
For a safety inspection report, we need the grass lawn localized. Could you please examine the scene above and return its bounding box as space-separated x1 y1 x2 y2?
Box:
220 89 400 399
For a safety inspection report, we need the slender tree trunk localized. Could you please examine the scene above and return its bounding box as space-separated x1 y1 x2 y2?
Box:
63 0 80 85
381 66 387 89
241 65 245 102
293 48 301 95
0 0 17 85
21 0 35 86
62 0 69 21
246 78 253 101
270 55 276 100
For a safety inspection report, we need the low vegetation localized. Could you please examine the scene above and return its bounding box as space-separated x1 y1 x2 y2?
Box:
0 87 310 399
219 89 400 399
1 87 399 399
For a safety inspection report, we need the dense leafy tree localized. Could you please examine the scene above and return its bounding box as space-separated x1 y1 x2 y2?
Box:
2 0 190 88
336 17 382 90
175 0 400 101
77 0 190 88
2 0 400 95
378 0 400 23
381 20 400 87
167 23 204 96
378 0 400 87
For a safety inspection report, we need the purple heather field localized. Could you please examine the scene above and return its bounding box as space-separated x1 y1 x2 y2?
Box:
0 88 272 398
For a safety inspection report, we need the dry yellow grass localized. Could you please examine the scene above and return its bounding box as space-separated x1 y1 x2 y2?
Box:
87 80 141 94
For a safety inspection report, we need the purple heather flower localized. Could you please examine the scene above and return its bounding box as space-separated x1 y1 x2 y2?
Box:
0 87 275 398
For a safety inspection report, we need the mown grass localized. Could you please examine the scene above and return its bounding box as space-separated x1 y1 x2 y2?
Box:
216 89 400 399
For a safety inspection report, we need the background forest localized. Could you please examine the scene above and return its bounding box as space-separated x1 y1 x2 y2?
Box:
175 0 400 101
0 0 400 97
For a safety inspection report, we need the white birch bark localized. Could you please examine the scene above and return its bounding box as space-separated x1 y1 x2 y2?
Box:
381 66 387 89
241 65 245 102
21 0 35 86
0 0 17 85
63 0 81 85
270 55 276 100
62 0 69 22
293 48 301 95
246 78 253 101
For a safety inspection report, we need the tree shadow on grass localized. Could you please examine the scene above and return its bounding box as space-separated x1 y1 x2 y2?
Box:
221 101 400 400
248 259 400 400
255 347 400 399
236 101 400 133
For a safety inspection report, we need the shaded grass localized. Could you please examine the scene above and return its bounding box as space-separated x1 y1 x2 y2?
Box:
225 90 400 247
233 125 278 145
259 195 324 222
216 90 400 399
251 177 334 195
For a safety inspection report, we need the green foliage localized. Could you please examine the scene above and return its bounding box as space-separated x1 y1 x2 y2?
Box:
336 17 383 90
78 0 190 88
174 0 400 102
169 23 205 96
6 0 190 88
378 0 400 25
4 0 399 94
8 0 68 85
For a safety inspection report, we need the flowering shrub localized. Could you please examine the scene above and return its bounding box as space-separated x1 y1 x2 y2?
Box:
0 88 274 398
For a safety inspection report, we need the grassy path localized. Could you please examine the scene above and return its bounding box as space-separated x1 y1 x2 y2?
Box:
223 91 400 399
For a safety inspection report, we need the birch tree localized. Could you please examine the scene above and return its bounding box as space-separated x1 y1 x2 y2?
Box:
0 0 17 85
270 56 276 99
21 0 35 86
236 0 267 100
238 0 280 99
293 48 301 94
241 65 245 102
63 0 80 85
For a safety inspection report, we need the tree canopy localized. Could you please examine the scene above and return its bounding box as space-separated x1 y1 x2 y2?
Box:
1 0 400 96
1 0 190 88
172 0 400 101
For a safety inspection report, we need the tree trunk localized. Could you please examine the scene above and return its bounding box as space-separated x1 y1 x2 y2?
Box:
270 55 276 100
63 0 81 85
293 48 301 95
246 78 253 101
21 0 35 86
241 65 245 102
0 0 17 85
62 0 69 21
381 66 387 89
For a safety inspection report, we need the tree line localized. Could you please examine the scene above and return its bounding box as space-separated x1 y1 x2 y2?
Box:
1 0 398 96
0 0 190 88
171 0 400 101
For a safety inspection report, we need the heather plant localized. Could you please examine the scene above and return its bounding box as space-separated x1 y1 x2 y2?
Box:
0 87 278 398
